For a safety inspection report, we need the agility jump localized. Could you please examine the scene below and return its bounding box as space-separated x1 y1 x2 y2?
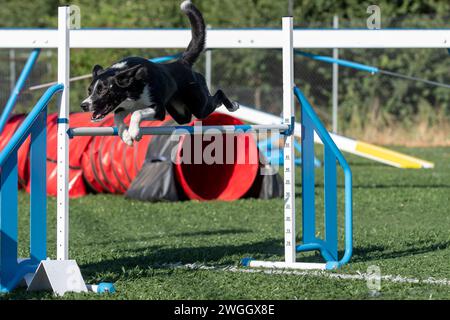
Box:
0 7 352 294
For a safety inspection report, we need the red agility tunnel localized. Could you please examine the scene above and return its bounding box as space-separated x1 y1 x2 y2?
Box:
175 113 259 201
0 111 279 201
80 115 171 195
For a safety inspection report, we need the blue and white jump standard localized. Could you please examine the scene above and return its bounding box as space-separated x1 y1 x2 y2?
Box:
242 17 352 271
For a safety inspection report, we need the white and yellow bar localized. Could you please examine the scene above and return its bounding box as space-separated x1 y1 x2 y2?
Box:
353 141 433 169
321 134 434 169
217 104 434 169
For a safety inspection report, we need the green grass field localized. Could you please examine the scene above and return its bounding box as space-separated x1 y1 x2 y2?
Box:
2 147 450 300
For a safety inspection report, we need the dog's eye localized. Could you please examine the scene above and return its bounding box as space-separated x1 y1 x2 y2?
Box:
96 83 108 94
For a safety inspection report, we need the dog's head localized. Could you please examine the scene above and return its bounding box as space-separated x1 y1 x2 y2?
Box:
81 63 147 121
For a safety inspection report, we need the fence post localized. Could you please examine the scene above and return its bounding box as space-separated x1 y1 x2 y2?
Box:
9 50 16 94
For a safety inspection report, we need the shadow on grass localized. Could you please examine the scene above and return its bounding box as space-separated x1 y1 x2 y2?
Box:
84 228 252 246
80 237 330 282
79 230 450 282
6 236 447 299
2 237 284 299
0 290 55 300
175 229 252 237
350 240 450 263
81 238 283 277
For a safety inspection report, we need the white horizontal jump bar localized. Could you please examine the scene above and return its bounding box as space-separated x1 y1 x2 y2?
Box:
0 29 448 48
69 124 289 137
248 260 327 270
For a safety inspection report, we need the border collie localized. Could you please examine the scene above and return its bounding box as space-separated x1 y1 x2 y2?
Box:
80 0 239 146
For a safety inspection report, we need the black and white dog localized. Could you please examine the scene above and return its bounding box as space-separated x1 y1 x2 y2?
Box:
80 0 239 146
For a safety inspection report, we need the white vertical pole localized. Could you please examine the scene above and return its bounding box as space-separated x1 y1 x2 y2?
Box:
332 15 339 133
57 6 70 261
282 17 296 264
205 25 212 90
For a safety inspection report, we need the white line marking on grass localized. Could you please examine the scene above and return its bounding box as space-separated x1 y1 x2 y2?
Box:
156 262 450 287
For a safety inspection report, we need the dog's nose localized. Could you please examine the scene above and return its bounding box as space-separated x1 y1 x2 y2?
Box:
80 102 90 111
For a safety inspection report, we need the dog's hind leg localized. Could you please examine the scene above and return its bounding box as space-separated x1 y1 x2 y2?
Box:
189 73 239 119
189 88 240 119
211 89 240 112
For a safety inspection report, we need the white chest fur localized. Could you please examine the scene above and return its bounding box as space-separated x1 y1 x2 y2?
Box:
115 85 151 112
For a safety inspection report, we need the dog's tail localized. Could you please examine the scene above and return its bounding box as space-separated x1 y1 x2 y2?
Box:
179 1 206 66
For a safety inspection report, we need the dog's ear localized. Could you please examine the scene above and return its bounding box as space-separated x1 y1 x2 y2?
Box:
114 65 147 88
135 67 147 80
92 65 103 78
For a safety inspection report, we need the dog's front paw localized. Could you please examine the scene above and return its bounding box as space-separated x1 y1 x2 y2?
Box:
129 125 142 142
120 129 134 146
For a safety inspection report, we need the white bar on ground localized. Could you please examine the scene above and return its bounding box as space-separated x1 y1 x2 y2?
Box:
248 261 327 270
282 16 296 265
56 6 70 261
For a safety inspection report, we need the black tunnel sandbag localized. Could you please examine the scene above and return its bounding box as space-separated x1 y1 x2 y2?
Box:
125 161 184 202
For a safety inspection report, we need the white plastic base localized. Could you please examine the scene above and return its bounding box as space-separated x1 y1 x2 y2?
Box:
248 260 327 270
27 260 88 296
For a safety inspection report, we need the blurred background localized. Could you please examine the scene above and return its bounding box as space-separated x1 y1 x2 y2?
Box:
0 0 449 146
